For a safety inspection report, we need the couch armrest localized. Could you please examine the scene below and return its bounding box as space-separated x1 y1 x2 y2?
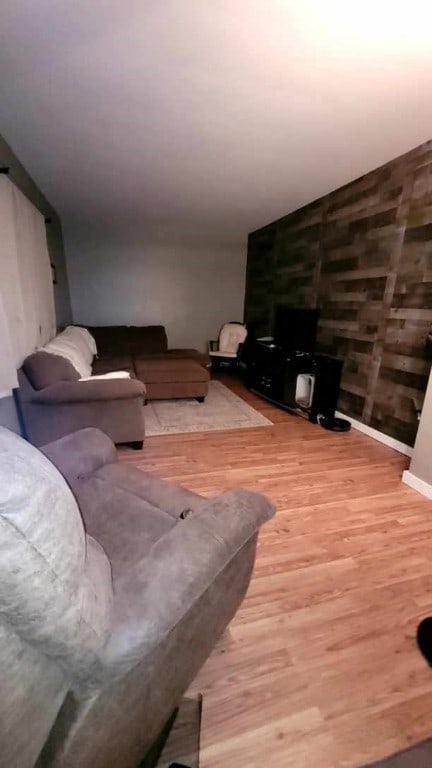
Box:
105 489 275 672
30 378 146 404
41 428 117 484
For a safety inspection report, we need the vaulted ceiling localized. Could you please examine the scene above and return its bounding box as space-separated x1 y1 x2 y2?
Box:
1 1 432 239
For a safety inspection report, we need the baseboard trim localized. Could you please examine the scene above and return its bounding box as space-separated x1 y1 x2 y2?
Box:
335 410 413 457
402 470 432 499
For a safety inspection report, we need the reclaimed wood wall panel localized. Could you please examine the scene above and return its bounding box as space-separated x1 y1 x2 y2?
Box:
244 223 277 338
245 140 432 446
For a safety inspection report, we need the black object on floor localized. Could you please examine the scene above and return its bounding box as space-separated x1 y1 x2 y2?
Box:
317 415 351 432
417 617 432 665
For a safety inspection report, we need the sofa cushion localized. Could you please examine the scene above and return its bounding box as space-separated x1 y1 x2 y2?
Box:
80 372 131 382
89 325 169 357
134 358 210 384
88 327 132 357
129 325 168 355
166 349 209 367
0 426 113 676
22 351 80 390
92 354 135 376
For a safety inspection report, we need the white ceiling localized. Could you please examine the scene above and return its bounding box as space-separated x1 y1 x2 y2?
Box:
1 0 432 239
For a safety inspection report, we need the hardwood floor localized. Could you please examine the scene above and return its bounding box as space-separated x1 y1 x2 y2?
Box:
119 375 432 768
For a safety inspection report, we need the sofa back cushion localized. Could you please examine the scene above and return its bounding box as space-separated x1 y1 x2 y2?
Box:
129 325 168 355
0 426 113 678
89 325 168 357
22 351 80 390
89 326 132 357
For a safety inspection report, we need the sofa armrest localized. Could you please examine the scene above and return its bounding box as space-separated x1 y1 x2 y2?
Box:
41 428 117 484
105 489 275 672
30 378 146 405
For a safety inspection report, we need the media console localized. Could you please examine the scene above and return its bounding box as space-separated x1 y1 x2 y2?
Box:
238 338 343 423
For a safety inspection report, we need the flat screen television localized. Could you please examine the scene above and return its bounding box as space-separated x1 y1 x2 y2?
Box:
273 305 318 353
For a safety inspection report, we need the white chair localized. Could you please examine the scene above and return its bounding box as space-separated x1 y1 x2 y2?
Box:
208 322 248 370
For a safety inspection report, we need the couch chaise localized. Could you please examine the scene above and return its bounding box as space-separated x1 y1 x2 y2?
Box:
88 324 210 402
0 425 275 768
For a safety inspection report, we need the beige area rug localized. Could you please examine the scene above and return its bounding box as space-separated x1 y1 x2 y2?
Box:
144 380 273 436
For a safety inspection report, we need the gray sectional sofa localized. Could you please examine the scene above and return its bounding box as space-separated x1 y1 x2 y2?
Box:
0 425 275 768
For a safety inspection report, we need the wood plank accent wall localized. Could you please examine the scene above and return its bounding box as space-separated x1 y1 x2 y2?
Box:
244 140 432 446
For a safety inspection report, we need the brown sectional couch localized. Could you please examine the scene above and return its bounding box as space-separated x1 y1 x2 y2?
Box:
18 352 146 448
89 325 210 401
17 325 210 447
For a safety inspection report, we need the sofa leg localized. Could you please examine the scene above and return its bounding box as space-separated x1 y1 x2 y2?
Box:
196 396 205 403
128 440 144 450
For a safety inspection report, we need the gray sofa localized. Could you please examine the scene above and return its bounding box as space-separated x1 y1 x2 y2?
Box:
0 426 274 768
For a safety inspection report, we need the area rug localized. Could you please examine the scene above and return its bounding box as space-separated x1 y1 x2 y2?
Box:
364 738 432 767
144 380 272 436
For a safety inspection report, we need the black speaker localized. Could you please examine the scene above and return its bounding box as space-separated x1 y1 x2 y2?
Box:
310 355 343 422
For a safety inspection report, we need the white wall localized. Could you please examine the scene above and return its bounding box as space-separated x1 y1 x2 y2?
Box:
407 368 432 485
66 226 247 352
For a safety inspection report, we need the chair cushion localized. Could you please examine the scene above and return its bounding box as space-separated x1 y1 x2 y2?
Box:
209 350 237 358
22 351 80 390
75 476 178 577
94 463 204 520
218 323 247 354
0 427 113 676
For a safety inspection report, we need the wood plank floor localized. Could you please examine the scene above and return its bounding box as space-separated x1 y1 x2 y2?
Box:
119 375 432 768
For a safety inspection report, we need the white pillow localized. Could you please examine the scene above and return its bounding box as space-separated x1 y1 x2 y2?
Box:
62 327 93 366
79 371 131 381
44 333 91 378
66 326 97 357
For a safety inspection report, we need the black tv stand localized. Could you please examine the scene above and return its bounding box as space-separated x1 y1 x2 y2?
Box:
239 339 343 423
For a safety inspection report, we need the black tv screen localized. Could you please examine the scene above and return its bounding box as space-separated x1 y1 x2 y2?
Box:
273 306 318 353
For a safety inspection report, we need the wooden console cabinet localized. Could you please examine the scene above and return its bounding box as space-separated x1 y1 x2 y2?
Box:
239 339 343 423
